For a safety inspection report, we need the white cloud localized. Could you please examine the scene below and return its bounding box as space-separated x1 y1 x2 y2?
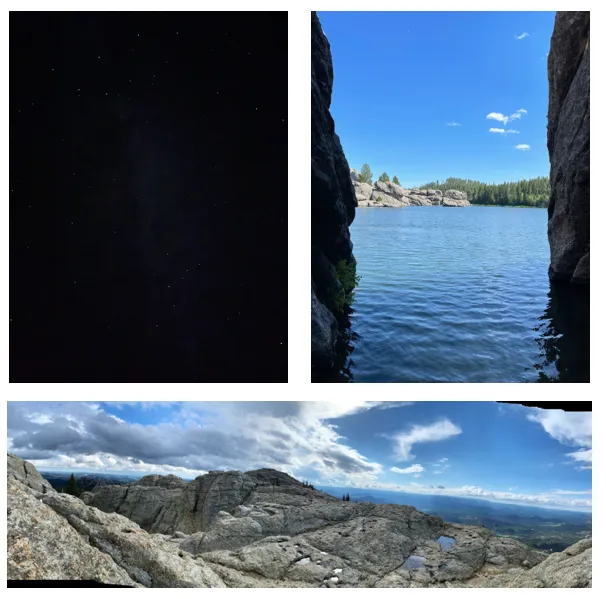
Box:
527 410 591 447
515 144 531 151
438 458 448 463
527 409 592 470
487 109 527 126
487 112 509 124
329 480 591 511
390 464 424 475
567 449 592 470
7 402 385 487
446 122 462 127
490 128 519 134
552 489 592 496
515 32 529 40
392 420 462 461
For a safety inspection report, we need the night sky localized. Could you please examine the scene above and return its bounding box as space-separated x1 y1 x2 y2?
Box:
10 12 287 382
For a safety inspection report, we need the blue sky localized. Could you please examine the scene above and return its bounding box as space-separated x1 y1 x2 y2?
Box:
318 11 555 187
7 401 591 511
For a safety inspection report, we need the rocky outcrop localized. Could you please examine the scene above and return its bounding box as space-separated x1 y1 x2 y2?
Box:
311 12 357 375
352 174 470 208
81 467 330 536
547 12 590 283
7 455 591 587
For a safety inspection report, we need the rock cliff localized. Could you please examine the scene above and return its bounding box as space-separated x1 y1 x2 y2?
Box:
351 171 470 208
311 12 357 375
7 454 591 588
547 12 590 283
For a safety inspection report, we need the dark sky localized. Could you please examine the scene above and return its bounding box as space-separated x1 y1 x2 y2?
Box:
10 12 287 382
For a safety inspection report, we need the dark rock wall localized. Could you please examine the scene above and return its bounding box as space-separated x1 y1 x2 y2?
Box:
547 12 590 283
311 12 357 372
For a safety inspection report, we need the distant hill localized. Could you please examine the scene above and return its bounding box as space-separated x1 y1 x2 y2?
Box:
319 486 591 553
40 471 140 493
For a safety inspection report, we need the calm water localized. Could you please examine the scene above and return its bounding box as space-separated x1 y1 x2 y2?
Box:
339 206 589 383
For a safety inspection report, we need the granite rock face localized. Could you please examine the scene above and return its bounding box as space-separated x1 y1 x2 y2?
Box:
355 176 470 208
547 12 590 283
311 11 357 374
7 455 591 588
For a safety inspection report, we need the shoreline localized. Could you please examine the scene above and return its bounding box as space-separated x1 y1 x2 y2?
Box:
356 204 547 209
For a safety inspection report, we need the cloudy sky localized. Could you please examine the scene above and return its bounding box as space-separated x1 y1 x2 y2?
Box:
6 401 591 511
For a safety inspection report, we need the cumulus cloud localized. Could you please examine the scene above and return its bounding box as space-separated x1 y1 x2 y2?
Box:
527 410 591 447
7 402 384 486
391 464 424 475
446 122 462 127
391 420 462 461
515 144 531 151
567 449 592 469
527 409 592 470
515 32 530 40
487 109 527 126
489 128 519 134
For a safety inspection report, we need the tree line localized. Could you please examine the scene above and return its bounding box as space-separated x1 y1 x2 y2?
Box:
355 164 549 207
419 176 550 207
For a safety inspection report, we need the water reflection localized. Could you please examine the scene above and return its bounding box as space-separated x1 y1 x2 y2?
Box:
318 282 589 383
402 555 426 570
436 536 456 551
533 282 590 382
312 307 357 383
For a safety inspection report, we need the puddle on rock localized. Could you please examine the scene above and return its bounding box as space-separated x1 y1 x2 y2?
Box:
402 555 426 570
437 536 456 551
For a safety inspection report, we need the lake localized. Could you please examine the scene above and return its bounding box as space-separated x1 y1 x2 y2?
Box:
337 206 589 383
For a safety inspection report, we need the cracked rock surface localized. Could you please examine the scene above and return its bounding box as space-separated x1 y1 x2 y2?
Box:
7 454 591 587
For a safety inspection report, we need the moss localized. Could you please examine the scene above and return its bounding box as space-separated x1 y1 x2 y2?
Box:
332 259 360 314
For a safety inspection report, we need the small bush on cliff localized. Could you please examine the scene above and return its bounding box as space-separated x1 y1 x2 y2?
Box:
378 172 390 183
359 163 373 184
392 175 401 186
333 259 360 313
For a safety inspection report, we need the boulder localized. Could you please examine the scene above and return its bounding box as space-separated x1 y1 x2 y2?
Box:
442 190 471 207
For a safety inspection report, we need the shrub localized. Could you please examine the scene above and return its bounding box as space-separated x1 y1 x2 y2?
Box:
333 259 360 313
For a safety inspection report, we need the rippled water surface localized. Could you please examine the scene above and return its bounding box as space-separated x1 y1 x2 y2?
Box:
343 206 589 383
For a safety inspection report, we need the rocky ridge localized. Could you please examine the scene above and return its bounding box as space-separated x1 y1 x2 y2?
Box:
547 11 590 283
351 170 470 208
311 11 358 374
7 454 591 587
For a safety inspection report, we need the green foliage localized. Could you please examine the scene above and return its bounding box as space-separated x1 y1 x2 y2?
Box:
345 492 350 502
392 175 401 186
378 172 390 183
65 473 81 497
333 259 360 314
418 176 550 207
359 163 373 184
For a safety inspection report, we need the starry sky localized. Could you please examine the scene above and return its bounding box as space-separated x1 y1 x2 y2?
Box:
10 12 287 382
7 401 592 511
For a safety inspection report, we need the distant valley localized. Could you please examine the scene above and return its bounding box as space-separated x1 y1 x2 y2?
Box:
320 486 591 553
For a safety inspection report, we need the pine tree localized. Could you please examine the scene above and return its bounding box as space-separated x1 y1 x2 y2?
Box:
359 163 373 185
392 175 401 186
66 473 79 497
378 172 390 183
345 492 350 502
